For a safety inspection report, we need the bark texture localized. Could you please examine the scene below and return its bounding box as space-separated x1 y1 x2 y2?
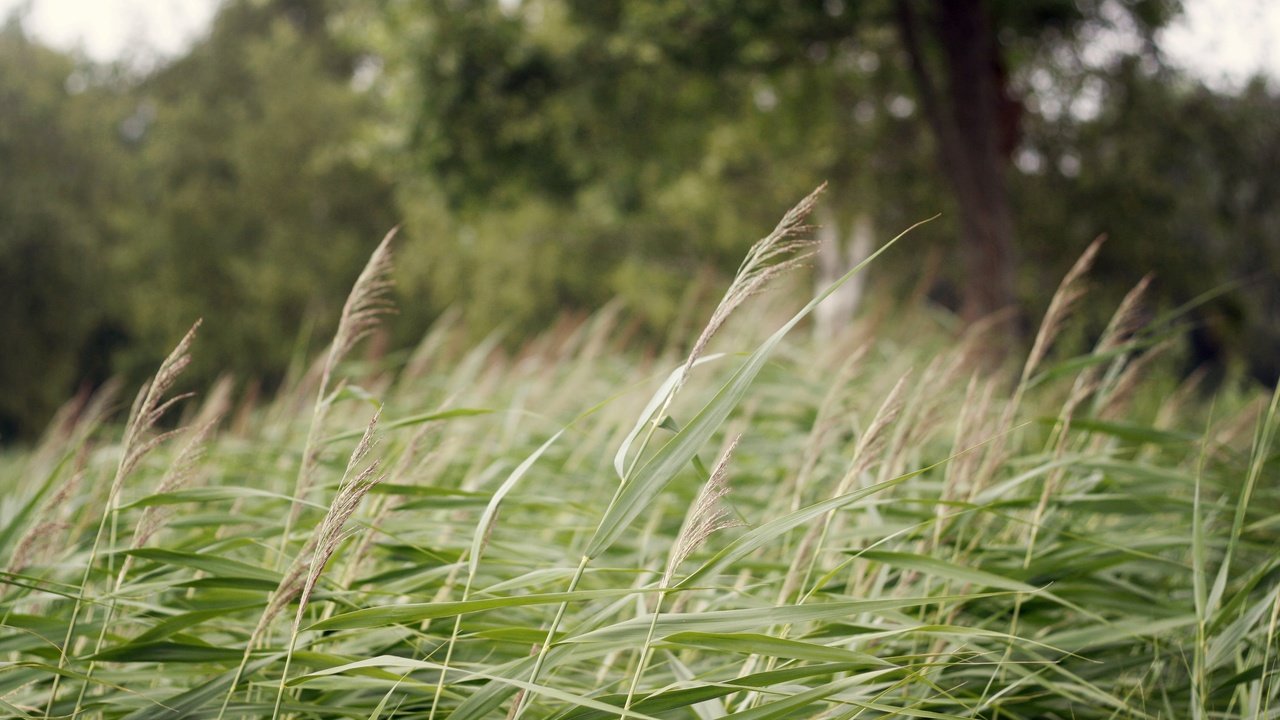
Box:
895 0 1020 326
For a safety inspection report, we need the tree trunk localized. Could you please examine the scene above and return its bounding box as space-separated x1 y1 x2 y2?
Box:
813 206 873 343
894 0 1019 327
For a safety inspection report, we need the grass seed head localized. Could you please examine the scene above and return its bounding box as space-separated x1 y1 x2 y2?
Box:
679 184 825 390
665 434 741 586
117 320 201 484
1023 235 1104 383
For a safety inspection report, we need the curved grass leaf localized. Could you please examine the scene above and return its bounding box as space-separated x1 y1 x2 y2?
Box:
121 654 282 720
564 595 981 644
470 430 564 579
89 641 250 663
310 588 650 632
322 407 494 445
132 604 264 644
121 486 330 512
675 469 924 590
122 548 282 583
614 354 724 480
551 663 889 720
291 655 665 720
584 218 926 560
658 631 890 665
855 550 1039 593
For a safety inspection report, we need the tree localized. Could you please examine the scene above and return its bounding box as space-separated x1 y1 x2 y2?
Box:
892 0 1182 325
112 0 398 385
1015 59 1280 383
0 1 401 438
0 19 133 440
350 0 1188 337
344 0 929 335
894 0 1018 322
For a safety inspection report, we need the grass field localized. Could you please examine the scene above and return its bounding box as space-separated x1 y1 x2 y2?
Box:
2 195 1278 719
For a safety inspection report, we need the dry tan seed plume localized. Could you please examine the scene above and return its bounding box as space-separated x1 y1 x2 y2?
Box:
131 376 233 550
300 410 384 612
1023 235 1105 384
665 435 741 586
1066 274 1153 416
1098 274 1153 354
8 468 82 573
116 320 201 486
678 184 825 391
836 371 912 496
288 227 397 529
270 410 385 718
226 411 386 720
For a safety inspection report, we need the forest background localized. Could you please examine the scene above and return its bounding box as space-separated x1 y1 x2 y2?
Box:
2 0 1278 441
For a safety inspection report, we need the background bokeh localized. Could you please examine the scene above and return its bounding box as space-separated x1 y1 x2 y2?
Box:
2 0 1278 440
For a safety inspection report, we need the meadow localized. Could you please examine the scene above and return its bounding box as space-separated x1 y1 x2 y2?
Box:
2 191 1277 719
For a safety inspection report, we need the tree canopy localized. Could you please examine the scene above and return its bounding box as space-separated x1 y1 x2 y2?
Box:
0 0 1276 439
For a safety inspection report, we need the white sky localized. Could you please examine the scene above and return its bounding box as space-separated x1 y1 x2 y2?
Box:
0 0 1277 90
0 0 221 65
1160 0 1279 89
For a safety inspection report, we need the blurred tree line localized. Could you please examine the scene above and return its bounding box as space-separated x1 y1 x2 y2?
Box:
2 0 1277 439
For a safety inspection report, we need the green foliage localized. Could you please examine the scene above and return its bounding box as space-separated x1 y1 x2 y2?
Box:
2 0 1278 443
0 2 397 439
1018 62 1280 379
347 0 1274 373
111 0 397 384
376 4 924 338
0 221 1277 718
0 21 134 439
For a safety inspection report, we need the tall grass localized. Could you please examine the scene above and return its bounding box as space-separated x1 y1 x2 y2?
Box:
1 194 1277 719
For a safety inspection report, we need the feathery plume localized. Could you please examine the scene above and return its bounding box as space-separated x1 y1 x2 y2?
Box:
288 228 397 529
1066 274 1153 416
24 380 115 479
664 435 741 586
780 372 911 603
1097 339 1170 422
835 371 912 496
9 379 121 572
788 346 868 510
115 320 201 487
131 376 233 549
1155 366 1207 430
975 238 1104 491
329 229 399 374
1024 276 1155 565
47 322 200 714
678 184 825 390
8 468 82 573
269 410 384 625
270 411 384 719
300 410 383 611
954 376 999 502
1023 236 1105 384
1098 274 1153 354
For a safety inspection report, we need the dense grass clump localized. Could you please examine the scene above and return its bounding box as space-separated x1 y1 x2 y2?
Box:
2 192 1278 719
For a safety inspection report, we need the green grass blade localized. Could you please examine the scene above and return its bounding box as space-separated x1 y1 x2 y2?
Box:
565 595 981 644
310 588 649 632
614 354 724 480
856 550 1039 593
322 408 494 445
121 548 282 583
470 430 564 579
676 470 923 589
658 631 890 665
291 655 666 720
120 654 282 720
584 218 923 560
